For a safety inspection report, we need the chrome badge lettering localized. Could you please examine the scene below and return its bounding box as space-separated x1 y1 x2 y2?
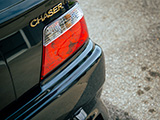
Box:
30 3 63 27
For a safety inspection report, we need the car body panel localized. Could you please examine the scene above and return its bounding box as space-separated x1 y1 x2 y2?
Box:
0 51 16 110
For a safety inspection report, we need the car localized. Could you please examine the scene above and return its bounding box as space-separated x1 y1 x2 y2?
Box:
0 0 108 119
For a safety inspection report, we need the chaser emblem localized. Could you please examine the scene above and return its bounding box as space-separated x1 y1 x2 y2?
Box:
30 3 63 27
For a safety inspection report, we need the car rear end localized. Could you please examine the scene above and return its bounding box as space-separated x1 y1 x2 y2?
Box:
0 0 108 119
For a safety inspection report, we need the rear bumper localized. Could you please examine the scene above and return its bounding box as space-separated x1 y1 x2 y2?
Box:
3 39 108 120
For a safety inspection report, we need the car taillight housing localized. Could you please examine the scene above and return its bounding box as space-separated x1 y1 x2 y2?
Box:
41 3 89 80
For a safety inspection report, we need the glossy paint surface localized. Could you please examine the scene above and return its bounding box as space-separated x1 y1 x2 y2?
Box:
0 51 16 110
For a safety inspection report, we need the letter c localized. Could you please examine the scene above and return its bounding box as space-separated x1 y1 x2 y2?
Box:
30 19 38 27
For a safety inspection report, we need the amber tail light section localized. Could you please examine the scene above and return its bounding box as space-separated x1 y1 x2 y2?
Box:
41 3 89 80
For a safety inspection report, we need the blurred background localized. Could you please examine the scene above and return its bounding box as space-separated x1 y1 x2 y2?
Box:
79 0 160 120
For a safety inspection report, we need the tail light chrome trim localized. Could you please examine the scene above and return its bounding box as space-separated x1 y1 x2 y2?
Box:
43 3 83 46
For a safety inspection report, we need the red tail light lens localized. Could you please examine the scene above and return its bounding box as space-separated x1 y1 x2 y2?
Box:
41 3 89 80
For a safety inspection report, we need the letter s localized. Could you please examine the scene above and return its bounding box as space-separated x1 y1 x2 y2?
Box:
48 9 54 17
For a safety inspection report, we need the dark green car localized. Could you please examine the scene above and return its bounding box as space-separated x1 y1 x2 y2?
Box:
0 0 108 119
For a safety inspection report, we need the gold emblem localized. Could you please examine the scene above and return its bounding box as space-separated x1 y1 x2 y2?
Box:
30 3 63 27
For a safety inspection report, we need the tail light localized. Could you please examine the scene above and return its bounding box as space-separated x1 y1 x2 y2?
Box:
41 3 89 80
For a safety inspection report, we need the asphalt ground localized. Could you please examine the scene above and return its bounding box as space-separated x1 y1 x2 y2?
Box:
79 0 160 120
